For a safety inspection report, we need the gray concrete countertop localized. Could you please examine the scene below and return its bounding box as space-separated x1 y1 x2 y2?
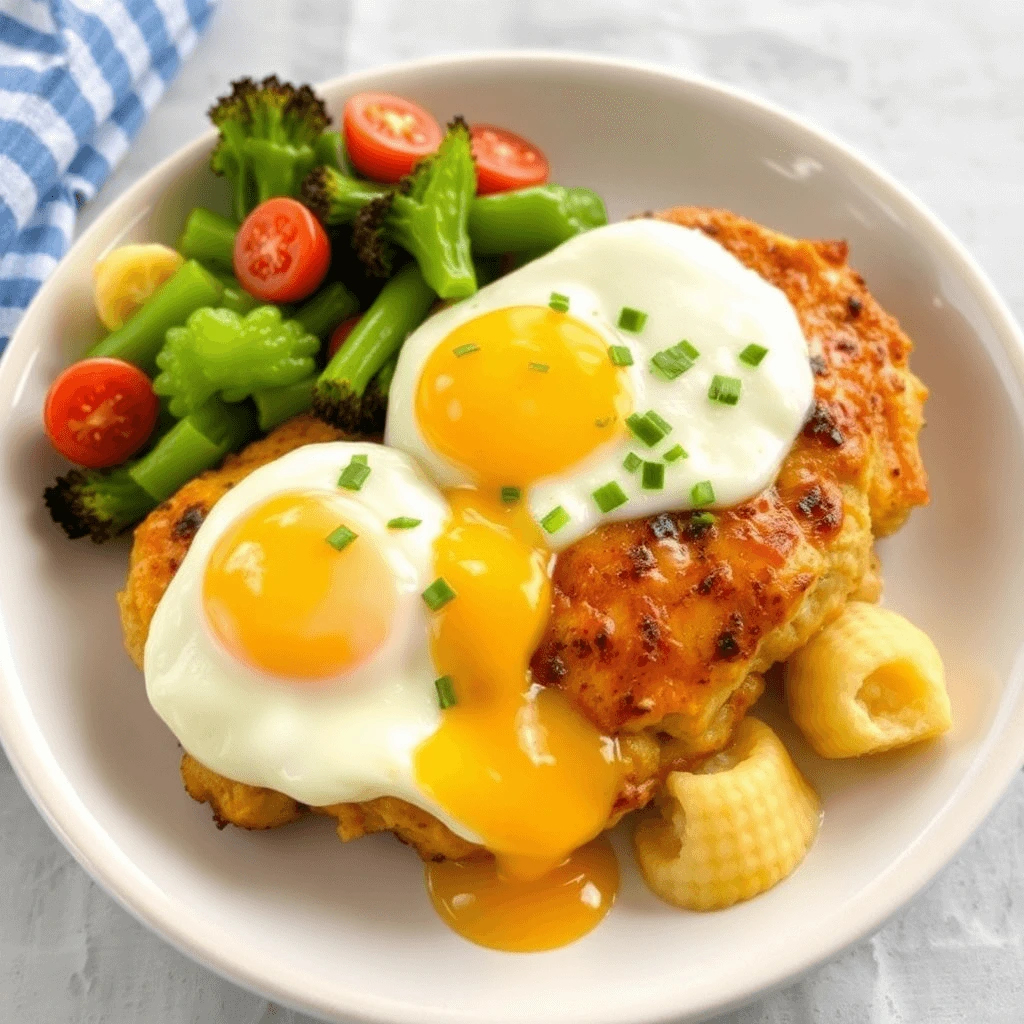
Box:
3 1 1022 1021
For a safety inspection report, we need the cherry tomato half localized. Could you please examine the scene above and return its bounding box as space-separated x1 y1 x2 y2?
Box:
344 92 443 183
44 357 159 469
327 315 362 360
233 197 330 304
470 124 549 195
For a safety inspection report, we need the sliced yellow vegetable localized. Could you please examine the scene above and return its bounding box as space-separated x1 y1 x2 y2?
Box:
93 243 185 331
786 601 951 757
634 718 820 911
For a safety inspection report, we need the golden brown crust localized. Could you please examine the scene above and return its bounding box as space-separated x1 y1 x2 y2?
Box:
530 207 927 737
123 209 928 861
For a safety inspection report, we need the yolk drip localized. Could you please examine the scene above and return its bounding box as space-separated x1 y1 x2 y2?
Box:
426 836 619 952
203 490 395 681
415 305 631 488
414 489 624 888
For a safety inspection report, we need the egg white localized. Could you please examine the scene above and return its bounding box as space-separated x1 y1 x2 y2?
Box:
144 441 474 838
385 219 815 548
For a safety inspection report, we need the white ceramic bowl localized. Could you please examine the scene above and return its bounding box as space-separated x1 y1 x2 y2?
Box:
1 52 1022 1024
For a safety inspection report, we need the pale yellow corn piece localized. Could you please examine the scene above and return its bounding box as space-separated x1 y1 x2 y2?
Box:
93 243 184 330
786 601 951 758
634 718 820 912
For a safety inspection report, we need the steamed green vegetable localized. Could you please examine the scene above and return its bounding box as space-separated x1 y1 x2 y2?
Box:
209 76 340 222
313 263 434 430
154 305 318 417
87 260 223 374
177 207 237 269
43 398 257 543
467 185 607 254
292 280 359 338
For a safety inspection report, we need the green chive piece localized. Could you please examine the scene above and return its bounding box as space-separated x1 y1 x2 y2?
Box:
338 458 371 490
623 452 642 472
650 339 700 380
387 517 422 529
549 292 570 313
422 577 457 611
453 342 480 357
529 362 550 372
691 480 716 507
617 307 648 333
594 416 614 428
641 462 665 490
663 443 688 463
739 343 768 367
608 345 634 367
592 481 628 514
501 486 521 504
541 505 570 533
326 524 358 550
645 409 672 435
708 374 742 406
691 511 717 529
435 675 457 710
626 411 668 447
351 454 368 465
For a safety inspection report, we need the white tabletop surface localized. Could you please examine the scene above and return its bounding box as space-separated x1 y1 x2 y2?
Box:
3 1 1023 1021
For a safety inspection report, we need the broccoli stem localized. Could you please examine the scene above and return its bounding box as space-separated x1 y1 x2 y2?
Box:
88 260 223 374
358 355 398 435
253 376 315 432
313 263 434 429
215 274 261 315
468 185 608 255
177 208 237 269
292 281 358 339
301 166 389 223
128 398 257 502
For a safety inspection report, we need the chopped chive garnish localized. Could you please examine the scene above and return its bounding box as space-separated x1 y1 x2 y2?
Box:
663 443 688 463
453 342 480 357
739 343 768 367
338 458 371 490
626 411 668 447
594 416 614 428
549 292 570 313
351 454 368 465
608 345 634 367
422 577 457 611
691 511 717 529
435 675 457 710
691 480 716 507
623 452 642 472
708 374 742 406
529 361 549 372
501 486 521 504
645 409 672 435
617 307 648 333
326 524 358 550
541 505 570 533
641 462 665 490
650 339 700 380
387 517 422 529
592 481 628 514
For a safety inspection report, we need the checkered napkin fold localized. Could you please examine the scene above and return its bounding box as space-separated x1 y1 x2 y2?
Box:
0 0 216 352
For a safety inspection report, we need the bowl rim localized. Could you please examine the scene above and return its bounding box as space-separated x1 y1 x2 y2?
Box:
1 48 1023 1024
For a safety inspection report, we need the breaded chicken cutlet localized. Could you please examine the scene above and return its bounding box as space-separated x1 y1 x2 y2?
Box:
118 206 928 861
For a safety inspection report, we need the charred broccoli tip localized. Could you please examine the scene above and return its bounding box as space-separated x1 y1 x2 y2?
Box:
352 192 396 279
44 468 156 544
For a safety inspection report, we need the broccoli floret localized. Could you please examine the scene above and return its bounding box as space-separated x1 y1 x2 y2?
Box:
154 305 319 418
209 76 338 222
348 118 476 300
44 467 157 543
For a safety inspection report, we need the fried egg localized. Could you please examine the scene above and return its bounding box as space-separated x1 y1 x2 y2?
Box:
385 218 814 548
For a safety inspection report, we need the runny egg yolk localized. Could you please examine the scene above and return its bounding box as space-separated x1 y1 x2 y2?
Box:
203 491 395 682
414 488 624 949
414 305 632 488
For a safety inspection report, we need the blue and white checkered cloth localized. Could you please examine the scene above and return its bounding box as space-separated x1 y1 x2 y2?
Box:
0 0 216 352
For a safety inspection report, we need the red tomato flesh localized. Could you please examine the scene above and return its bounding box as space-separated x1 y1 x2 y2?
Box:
44 357 159 469
344 92 442 183
470 124 549 194
327 315 362 359
234 197 330 304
